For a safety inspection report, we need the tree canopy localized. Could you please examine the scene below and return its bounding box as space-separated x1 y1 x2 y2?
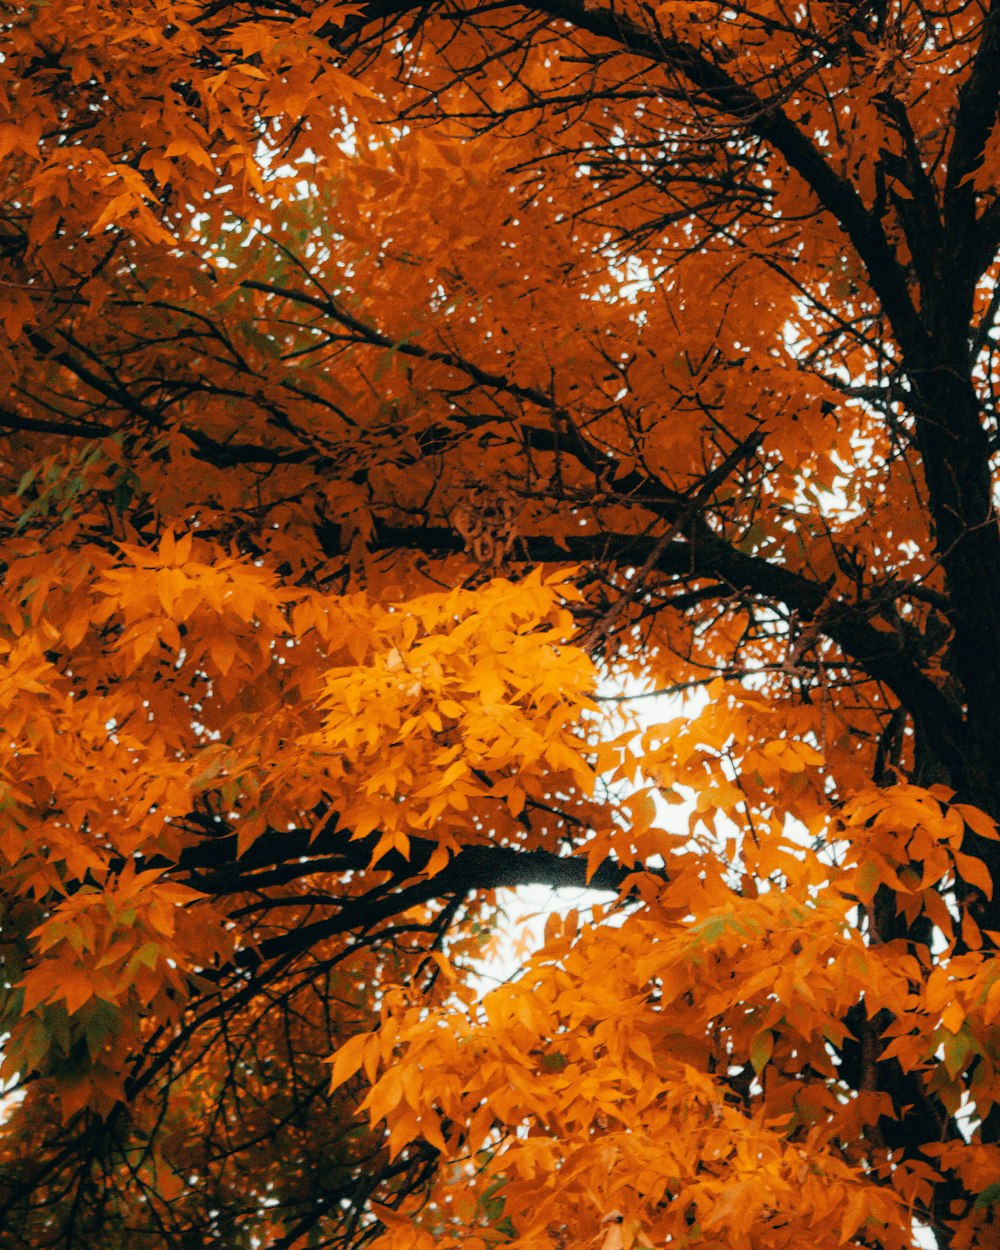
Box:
2 0 1000 1246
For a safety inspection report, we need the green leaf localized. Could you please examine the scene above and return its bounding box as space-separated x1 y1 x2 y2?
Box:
974 1182 1000 1209
750 1029 774 1076
942 1027 974 1080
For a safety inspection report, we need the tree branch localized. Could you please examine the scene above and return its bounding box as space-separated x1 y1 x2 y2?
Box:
945 2 1000 263
368 521 968 780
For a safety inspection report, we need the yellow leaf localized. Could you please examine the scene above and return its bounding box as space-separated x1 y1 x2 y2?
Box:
327 1032 372 1093
956 804 1000 841
953 851 993 898
941 1000 964 1035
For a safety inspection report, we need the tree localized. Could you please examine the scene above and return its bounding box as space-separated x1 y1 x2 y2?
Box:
1 0 999 1245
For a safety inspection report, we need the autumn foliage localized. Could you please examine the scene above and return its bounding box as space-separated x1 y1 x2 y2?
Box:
2 0 1000 1247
